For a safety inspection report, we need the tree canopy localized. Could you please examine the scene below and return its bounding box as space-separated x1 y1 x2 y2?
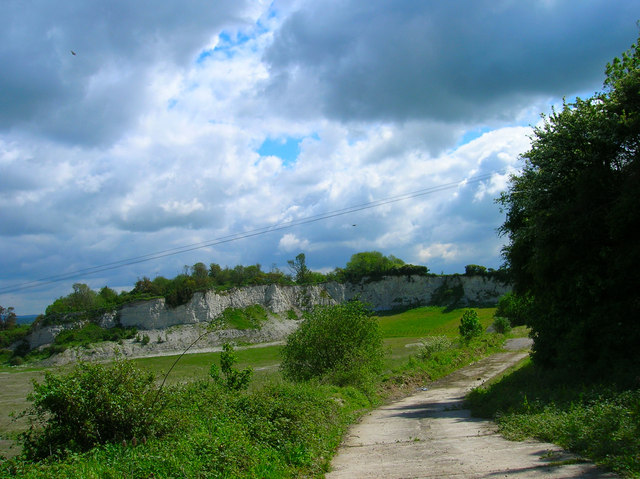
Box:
0 305 17 330
498 34 640 378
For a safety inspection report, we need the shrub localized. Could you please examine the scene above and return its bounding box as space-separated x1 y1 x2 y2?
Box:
209 343 253 391
495 291 532 326
418 335 454 359
54 323 137 349
492 316 512 334
0 324 29 349
19 358 164 460
280 301 384 388
459 309 483 341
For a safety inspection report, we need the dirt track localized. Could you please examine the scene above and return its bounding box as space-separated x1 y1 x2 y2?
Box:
327 340 617 478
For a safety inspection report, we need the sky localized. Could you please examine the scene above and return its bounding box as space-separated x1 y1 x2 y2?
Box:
0 0 637 314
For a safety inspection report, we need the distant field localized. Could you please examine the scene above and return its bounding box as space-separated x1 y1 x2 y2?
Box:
379 306 497 368
0 306 498 458
379 306 496 338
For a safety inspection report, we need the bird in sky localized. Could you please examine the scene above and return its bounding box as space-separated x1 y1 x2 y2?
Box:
70 50 76 56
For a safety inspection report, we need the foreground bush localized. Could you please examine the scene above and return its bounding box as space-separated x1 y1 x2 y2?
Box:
280 301 384 388
19 358 164 460
3 378 371 478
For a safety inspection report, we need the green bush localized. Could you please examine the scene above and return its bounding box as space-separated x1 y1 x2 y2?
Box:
54 323 137 349
492 316 512 334
19 358 165 460
418 335 454 359
209 343 253 391
459 309 483 341
280 301 384 388
0 324 29 349
495 292 532 327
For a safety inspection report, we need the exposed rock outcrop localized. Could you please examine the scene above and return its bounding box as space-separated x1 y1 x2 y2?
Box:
24 275 510 351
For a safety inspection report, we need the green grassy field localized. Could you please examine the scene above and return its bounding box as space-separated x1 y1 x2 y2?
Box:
379 306 496 338
0 306 497 460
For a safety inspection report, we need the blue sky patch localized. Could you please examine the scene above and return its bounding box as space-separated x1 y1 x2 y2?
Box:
196 30 253 63
457 126 492 147
258 137 302 167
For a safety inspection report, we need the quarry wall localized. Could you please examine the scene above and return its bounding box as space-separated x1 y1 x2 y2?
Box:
25 275 510 349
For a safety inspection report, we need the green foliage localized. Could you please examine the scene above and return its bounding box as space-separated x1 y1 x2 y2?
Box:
134 333 151 345
208 262 292 289
287 252 311 284
336 251 428 283
467 361 640 477
0 305 512 477
220 305 268 330
498 34 640 377
0 324 29 349
495 291 532 326
0 305 18 330
378 306 496 338
4 324 138 365
464 264 487 276
492 315 512 334
459 309 483 341
417 335 454 360
209 343 253 391
4 372 372 478
280 301 384 388
430 277 465 308
389 334 506 396
19 359 164 460
54 323 137 349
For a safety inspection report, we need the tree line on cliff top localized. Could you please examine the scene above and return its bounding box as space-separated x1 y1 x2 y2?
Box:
30 251 504 326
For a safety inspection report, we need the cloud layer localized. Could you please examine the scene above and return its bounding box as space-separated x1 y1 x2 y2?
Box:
0 0 636 313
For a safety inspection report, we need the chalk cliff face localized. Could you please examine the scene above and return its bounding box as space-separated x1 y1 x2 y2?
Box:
331 275 509 311
116 275 509 330
117 283 338 330
25 276 510 349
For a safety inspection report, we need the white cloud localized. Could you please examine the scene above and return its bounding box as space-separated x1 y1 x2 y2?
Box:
417 243 461 263
278 233 310 252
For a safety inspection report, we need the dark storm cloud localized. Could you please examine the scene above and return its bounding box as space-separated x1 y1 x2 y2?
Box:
0 0 250 145
264 0 637 122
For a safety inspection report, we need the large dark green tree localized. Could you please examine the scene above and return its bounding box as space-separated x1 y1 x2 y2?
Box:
498 35 640 378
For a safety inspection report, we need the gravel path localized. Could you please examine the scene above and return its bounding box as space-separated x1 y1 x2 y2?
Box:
326 339 617 478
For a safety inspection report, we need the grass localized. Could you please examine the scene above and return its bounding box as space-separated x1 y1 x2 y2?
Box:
131 344 283 391
466 358 640 478
0 306 505 476
220 305 269 330
378 306 496 338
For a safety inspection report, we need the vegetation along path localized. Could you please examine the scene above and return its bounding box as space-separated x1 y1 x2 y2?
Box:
327 338 617 478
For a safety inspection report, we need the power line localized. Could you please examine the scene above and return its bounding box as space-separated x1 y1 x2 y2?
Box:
0 170 507 294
